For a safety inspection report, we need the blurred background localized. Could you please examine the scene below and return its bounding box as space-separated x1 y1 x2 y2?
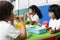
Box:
0 0 60 24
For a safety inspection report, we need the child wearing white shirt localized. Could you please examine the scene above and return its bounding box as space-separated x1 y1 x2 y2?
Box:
25 5 42 25
0 1 26 40
48 4 60 34
27 14 39 23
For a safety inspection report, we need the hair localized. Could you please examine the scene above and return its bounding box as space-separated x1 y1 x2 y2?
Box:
0 1 14 20
29 5 42 19
48 4 60 20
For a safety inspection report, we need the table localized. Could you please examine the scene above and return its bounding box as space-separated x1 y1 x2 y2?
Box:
26 31 60 40
15 25 60 40
15 31 60 40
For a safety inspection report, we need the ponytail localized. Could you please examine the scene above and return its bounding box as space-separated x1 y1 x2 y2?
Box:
36 8 42 19
29 5 42 19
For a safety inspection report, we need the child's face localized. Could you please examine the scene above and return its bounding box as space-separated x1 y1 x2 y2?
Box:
29 9 34 15
9 12 15 21
49 12 55 18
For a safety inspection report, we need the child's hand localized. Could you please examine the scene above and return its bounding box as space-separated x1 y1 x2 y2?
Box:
19 15 24 22
37 23 42 26
26 13 30 17
50 29 56 34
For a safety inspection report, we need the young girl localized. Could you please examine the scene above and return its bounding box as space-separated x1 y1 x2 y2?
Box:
0 1 26 40
25 5 42 25
48 4 60 34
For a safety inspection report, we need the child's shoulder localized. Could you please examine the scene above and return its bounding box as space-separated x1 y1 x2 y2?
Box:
49 19 53 21
57 19 60 22
35 14 38 16
0 21 11 27
0 21 11 29
0 21 8 24
34 14 39 17
58 19 60 21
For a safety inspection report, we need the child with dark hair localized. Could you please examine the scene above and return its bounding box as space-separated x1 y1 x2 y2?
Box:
25 5 42 25
0 1 26 40
48 4 60 34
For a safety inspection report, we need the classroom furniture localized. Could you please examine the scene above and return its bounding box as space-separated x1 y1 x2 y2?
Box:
26 31 60 40
14 24 60 40
38 36 57 40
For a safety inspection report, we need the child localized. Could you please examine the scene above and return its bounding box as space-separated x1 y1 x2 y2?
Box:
25 5 42 25
48 4 60 34
0 1 26 40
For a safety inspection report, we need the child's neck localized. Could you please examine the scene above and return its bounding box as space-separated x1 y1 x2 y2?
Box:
5 19 13 25
32 13 35 16
52 18 56 20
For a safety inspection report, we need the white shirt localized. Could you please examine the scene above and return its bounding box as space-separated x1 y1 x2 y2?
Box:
27 14 39 23
0 21 20 40
49 18 60 30
56 19 60 30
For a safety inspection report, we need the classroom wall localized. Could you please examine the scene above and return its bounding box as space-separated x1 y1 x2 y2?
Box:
12 0 60 10
48 0 60 5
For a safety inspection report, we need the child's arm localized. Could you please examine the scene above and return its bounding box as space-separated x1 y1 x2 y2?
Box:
47 27 51 30
8 15 26 40
24 13 27 20
24 13 34 24
26 13 34 25
49 28 56 34
18 15 26 40
46 26 56 34
25 13 38 25
49 29 56 34
54 27 60 32
28 16 34 25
